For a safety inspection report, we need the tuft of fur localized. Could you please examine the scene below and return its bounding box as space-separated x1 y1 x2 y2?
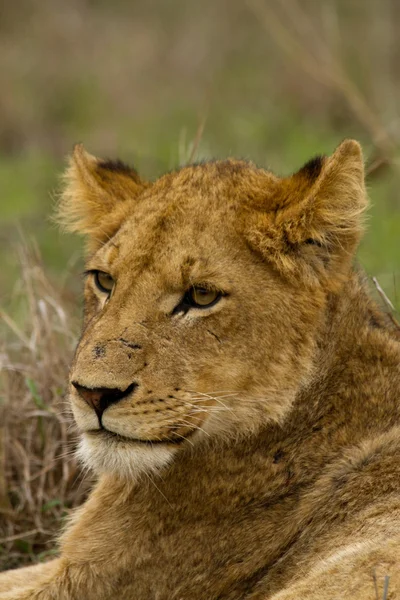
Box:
1 140 400 600
55 145 149 252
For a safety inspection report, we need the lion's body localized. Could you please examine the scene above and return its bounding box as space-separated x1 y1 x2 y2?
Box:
1 140 400 599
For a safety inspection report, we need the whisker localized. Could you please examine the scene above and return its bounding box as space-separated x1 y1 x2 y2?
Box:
186 404 228 415
144 472 173 508
179 419 211 437
189 392 236 414
188 394 237 402
188 389 237 396
53 450 79 462
171 431 195 447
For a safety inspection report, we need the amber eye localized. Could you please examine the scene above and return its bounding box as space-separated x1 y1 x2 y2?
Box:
93 271 115 294
186 287 220 308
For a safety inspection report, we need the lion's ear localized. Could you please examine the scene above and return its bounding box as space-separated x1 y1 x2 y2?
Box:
56 145 148 250
279 139 366 247
246 140 367 285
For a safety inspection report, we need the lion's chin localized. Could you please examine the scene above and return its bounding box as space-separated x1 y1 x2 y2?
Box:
77 432 176 479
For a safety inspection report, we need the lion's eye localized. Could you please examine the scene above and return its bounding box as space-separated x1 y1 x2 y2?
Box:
186 287 220 308
93 271 115 294
172 285 224 315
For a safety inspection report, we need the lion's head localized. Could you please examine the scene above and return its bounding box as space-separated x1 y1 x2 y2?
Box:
58 141 366 478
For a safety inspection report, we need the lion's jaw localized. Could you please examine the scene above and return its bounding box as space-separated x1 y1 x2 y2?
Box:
62 142 366 479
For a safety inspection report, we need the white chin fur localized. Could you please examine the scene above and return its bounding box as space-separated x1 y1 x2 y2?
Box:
77 434 176 480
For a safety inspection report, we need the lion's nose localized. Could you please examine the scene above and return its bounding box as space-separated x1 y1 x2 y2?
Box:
71 381 137 417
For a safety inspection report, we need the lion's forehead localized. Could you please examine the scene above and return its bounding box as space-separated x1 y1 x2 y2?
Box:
117 158 273 232
89 160 274 292
99 194 246 283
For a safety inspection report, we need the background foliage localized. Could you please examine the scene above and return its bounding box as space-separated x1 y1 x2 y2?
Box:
0 0 399 568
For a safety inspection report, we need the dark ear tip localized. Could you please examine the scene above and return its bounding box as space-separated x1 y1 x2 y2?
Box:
98 158 138 178
295 155 325 182
304 238 323 247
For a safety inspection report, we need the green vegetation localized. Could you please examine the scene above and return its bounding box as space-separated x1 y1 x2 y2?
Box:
0 1 399 311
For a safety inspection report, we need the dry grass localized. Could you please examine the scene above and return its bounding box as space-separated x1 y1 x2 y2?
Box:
0 241 89 570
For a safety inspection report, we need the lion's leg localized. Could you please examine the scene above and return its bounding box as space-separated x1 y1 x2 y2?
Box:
0 560 99 600
262 537 400 600
0 559 60 596
0 561 119 600
0 554 118 600
0 478 133 600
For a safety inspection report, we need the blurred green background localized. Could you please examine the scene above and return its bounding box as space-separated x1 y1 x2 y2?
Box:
1 0 399 310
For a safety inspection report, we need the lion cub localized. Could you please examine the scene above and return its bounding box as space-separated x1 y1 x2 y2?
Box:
0 140 399 599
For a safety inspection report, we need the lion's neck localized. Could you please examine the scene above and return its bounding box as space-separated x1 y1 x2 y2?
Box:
311 268 399 374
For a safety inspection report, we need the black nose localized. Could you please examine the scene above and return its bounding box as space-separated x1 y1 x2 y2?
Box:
72 382 137 417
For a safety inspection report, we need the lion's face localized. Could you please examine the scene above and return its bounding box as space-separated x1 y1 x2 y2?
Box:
60 142 366 478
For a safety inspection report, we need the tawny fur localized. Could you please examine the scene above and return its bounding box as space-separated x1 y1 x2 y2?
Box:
1 140 400 599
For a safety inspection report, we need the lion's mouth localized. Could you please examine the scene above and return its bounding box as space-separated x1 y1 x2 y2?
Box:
87 428 188 446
